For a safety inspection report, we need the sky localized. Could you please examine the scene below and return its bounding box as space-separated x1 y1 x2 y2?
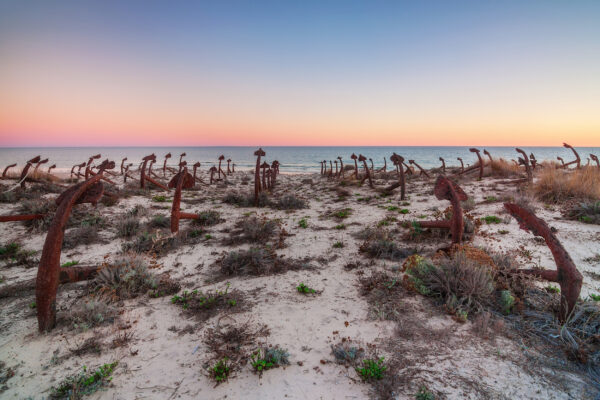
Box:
0 0 599 147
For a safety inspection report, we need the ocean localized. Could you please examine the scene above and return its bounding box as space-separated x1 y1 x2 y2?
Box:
1 146 599 174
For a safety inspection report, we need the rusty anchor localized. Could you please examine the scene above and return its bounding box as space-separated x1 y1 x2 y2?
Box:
590 154 599 168
358 154 373 188
168 168 198 233
409 160 431 178
19 156 41 188
33 158 49 175
515 148 532 183
350 154 359 179
439 157 446 173
483 149 493 164
140 154 169 190
562 143 581 169
36 159 115 331
456 157 464 173
418 176 467 245
504 203 583 321
2 164 17 178
254 148 265 205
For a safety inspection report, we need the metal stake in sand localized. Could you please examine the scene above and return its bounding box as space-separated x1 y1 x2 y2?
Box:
120 158 128 174
254 148 265 205
337 157 344 177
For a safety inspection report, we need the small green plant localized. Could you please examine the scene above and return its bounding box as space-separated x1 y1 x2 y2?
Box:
399 208 409 214
410 221 423 238
484 196 498 203
152 195 169 202
251 346 289 374
498 230 509 234
298 218 308 229
332 208 352 219
333 241 344 248
545 285 560 293
355 357 386 381
204 234 213 240
416 385 435 400
29 301 36 309
334 224 346 230
377 219 390 227
387 206 399 211
296 283 316 294
210 358 231 383
61 260 79 268
171 283 235 310
49 362 117 399
589 293 600 301
482 215 502 224
500 290 514 314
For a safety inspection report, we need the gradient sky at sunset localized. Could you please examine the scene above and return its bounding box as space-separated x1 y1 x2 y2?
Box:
1 1 599 146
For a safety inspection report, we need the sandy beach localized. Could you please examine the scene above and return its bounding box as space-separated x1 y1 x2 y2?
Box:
1 156 599 399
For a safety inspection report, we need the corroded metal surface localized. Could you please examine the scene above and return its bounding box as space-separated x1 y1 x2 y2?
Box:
358 154 373 188
504 203 582 321
409 160 431 178
19 156 41 188
36 160 115 331
2 164 16 178
169 168 196 233
457 157 464 173
562 143 581 169
469 148 484 179
591 154 599 168
351 154 358 179
419 176 467 244
439 157 446 173
254 148 265 205
515 148 532 182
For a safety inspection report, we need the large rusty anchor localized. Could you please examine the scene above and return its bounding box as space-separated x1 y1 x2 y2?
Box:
504 203 582 321
418 176 467 245
36 159 115 331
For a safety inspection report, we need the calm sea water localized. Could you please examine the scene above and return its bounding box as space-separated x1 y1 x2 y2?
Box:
1 146 599 174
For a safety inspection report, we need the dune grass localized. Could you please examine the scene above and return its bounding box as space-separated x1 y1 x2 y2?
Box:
532 167 600 203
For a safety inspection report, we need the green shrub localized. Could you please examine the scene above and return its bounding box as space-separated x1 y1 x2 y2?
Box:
416 386 435 400
298 218 308 229
355 357 386 381
251 346 290 373
49 362 118 399
500 290 515 314
482 215 501 224
209 358 230 383
61 260 79 268
152 195 169 202
296 283 316 294
195 210 223 226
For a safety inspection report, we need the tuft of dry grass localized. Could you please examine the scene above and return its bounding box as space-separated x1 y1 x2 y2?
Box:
532 167 600 203
218 247 311 277
490 158 522 177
